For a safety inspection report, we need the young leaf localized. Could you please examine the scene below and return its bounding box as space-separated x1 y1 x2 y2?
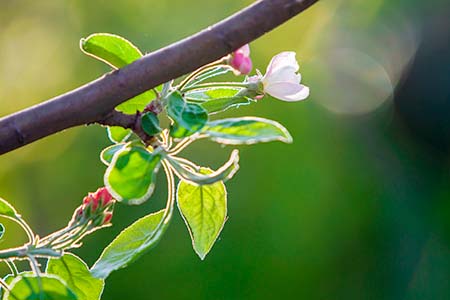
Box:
185 87 252 114
177 169 227 260
168 150 240 185
167 91 208 138
203 117 293 145
201 96 252 114
0 197 17 218
141 112 161 136
91 210 167 279
100 144 127 166
46 253 104 300
105 146 161 205
80 33 142 68
4 274 77 300
115 91 156 115
80 33 156 114
107 127 132 144
185 87 239 101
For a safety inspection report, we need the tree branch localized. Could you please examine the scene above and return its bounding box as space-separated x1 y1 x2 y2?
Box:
0 0 318 155
96 110 154 144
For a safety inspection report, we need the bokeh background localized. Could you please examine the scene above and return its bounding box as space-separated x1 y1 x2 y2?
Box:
1 0 449 299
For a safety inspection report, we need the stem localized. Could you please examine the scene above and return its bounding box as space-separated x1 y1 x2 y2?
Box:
161 160 176 225
178 60 226 90
52 223 90 250
28 255 44 300
0 246 27 259
181 82 247 93
169 138 194 155
0 246 60 260
5 259 18 276
27 254 41 276
160 129 172 150
168 156 201 172
0 278 10 292
38 223 82 246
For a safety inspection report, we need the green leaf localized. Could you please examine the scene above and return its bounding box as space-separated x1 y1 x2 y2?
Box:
91 209 167 279
80 33 142 69
185 87 252 114
115 91 156 114
141 112 161 136
0 223 4 240
105 146 161 205
177 168 227 260
0 197 17 218
167 91 208 138
4 274 77 300
168 150 239 185
186 87 239 101
107 127 132 144
203 117 293 145
100 144 126 166
46 253 104 300
201 96 252 114
0 273 35 298
80 33 156 114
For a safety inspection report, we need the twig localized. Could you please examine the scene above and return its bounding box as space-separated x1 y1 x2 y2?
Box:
0 0 319 155
96 110 154 144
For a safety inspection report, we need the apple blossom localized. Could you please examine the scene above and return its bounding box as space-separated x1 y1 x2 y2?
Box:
250 51 309 102
229 44 252 75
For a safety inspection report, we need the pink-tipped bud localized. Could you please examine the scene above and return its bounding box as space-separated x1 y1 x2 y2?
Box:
83 195 91 206
102 212 113 225
93 187 113 206
229 44 252 75
69 187 115 227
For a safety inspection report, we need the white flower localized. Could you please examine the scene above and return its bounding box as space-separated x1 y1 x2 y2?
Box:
260 52 309 102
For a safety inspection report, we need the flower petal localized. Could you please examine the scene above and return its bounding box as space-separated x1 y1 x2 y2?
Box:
265 82 310 102
264 52 299 78
263 68 301 86
236 44 250 56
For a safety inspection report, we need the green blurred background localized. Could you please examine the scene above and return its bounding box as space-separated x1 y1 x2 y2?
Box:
1 0 449 299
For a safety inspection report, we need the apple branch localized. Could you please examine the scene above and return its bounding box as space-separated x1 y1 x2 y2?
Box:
0 0 318 155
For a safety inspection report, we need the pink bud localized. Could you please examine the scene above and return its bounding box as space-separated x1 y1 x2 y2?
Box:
91 194 100 211
93 187 113 206
83 195 91 206
102 212 113 225
76 207 83 217
229 44 252 75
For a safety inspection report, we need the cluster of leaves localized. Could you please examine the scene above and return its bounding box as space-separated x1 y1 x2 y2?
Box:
88 33 292 264
0 33 296 299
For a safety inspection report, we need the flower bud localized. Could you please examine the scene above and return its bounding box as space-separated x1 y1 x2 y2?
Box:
93 187 114 207
102 212 113 226
69 187 115 227
228 44 252 75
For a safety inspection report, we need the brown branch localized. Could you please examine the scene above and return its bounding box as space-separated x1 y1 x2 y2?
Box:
0 0 319 155
96 110 154 145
